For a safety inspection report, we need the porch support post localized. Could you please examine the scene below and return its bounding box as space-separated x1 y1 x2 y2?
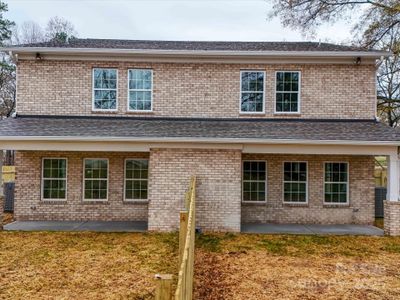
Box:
384 152 400 236
387 153 400 201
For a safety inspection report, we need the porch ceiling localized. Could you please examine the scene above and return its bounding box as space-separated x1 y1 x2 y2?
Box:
0 115 400 145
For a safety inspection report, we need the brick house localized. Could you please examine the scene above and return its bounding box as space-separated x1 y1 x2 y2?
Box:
1 39 400 234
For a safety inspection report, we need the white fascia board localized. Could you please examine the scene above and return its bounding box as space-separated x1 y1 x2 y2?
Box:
2 47 391 58
0 135 399 146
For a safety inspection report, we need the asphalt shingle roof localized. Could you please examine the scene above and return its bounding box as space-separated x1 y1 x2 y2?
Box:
0 116 399 143
13 38 378 52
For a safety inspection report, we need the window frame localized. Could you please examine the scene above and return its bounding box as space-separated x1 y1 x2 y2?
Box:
241 160 268 203
239 70 266 114
282 161 308 204
323 161 350 205
124 158 149 202
41 157 68 201
92 68 118 112
82 158 109 202
274 70 301 114
127 69 153 113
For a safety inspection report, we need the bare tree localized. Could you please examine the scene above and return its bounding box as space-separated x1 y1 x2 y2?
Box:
11 21 45 45
377 28 400 127
45 16 77 42
0 58 15 118
269 0 400 48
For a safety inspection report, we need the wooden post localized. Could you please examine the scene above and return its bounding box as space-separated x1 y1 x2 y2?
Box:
179 210 188 266
155 274 173 300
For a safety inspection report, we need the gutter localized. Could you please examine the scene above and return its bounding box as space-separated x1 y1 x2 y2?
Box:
0 135 399 146
1 47 391 58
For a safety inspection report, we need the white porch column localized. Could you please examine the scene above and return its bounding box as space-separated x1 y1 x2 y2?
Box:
386 154 400 201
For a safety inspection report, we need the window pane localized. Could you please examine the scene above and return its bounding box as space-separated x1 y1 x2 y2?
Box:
242 161 266 202
42 159 67 200
324 163 348 203
275 71 300 112
84 159 108 200
125 159 149 200
241 71 264 113
128 70 152 111
283 162 307 203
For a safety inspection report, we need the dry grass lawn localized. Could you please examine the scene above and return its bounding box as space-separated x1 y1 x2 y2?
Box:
1 231 400 300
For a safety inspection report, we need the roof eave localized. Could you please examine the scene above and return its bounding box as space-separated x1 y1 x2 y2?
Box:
1 47 391 58
0 135 399 146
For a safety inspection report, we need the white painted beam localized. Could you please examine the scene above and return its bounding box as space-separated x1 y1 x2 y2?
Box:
387 153 400 201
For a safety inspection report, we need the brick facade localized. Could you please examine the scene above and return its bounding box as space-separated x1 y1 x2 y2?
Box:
17 60 376 119
241 154 375 225
14 151 149 221
14 150 375 230
384 201 400 236
148 148 242 232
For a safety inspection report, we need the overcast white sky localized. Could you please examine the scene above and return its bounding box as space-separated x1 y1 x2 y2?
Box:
5 0 355 43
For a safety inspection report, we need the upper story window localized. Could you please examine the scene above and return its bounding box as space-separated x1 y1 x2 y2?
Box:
128 69 153 111
275 71 300 113
93 68 118 111
240 71 265 113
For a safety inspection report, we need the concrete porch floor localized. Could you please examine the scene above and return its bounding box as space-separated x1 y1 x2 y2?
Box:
241 223 384 236
4 221 148 232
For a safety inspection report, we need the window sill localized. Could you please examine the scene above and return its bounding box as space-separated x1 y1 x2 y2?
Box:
323 203 350 208
81 201 109 205
91 110 119 114
126 111 154 114
239 112 266 116
242 201 267 206
41 200 68 204
283 202 308 207
123 200 149 205
273 112 301 116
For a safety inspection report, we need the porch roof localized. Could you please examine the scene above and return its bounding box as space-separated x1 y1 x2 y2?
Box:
0 115 399 146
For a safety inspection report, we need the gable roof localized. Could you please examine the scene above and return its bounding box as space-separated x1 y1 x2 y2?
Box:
0 116 399 145
4 38 389 59
9 39 379 52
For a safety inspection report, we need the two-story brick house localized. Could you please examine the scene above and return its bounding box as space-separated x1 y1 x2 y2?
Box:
1 39 400 234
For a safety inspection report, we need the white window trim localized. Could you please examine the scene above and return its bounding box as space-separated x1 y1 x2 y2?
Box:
241 160 268 203
282 161 308 204
41 157 68 201
124 158 149 202
82 158 109 202
274 70 301 114
92 68 118 112
239 70 266 114
127 69 153 113
323 161 350 205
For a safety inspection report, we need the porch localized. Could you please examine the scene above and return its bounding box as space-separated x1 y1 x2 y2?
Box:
4 220 383 235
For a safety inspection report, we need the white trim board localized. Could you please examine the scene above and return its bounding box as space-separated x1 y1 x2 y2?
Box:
0 140 397 156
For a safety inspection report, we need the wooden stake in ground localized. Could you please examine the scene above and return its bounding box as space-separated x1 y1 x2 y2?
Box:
155 274 173 300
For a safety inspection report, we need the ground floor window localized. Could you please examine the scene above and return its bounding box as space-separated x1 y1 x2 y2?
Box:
42 158 67 200
324 162 349 204
125 159 149 200
242 161 266 202
283 162 307 203
84 159 108 201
